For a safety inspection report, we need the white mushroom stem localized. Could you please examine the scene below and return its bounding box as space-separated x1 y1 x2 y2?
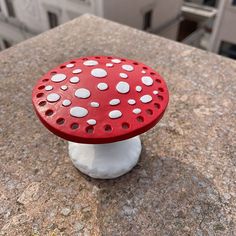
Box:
68 136 142 179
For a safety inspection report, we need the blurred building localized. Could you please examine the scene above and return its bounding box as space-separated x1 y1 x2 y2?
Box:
209 0 236 59
180 0 236 59
0 0 183 51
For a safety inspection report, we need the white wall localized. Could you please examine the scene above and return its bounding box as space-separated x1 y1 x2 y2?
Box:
1 0 101 32
0 0 102 47
37 0 103 31
103 0 183 34
102 0 155 29
158 20 180 39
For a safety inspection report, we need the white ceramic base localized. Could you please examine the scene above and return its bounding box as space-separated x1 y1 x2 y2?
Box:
68 136 142 179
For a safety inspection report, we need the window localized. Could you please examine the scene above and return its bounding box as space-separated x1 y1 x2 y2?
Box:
47 11 58 28
5 0 15 17
219 41 236 60
3 39 11 49
177 19 198 41
143 10 152 30
203 0 217 7
233 0 236 6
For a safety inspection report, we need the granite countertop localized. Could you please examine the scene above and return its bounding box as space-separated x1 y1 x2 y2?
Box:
0 14 235 236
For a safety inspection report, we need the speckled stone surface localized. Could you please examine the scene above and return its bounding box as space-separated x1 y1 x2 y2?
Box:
0 14 235 236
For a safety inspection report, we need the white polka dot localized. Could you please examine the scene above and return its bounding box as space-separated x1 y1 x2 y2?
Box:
62 99 71 106
106 63 113 67
133 108 141 114
122 64 134 72
140 95 152 103
90 102 99 108
47 93 60 102
45 85 53 91
70 76 80 83
142 70 146 74
51 74 66 82
119 73 128 79
70 107 88 118
109 110 122 119
97 83 108 91
153 90 159 95
142 76 153 86
111 59 121 64
87 119 96 125
61 85 68 91
136 86 142 92
128 99 136 105
83 60 98 66
91 68 107 78
72 68 82 74
109 99 120 106
116 81 130 94
75 88 91 99
66 63 74 68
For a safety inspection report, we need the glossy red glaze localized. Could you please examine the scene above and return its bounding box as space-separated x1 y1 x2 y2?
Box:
32 56 169 144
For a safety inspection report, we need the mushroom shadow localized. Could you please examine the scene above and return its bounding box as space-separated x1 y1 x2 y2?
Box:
88 147 230 235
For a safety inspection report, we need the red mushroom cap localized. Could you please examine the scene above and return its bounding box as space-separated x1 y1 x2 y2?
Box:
32 56 169 144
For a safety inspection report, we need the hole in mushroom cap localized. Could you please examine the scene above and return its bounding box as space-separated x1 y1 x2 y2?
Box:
104 124 112 132
121 59 126 62
146 109 153 115
60 65 66 69
70 61 76 64
133 62 139 65
38 85 45 90
150 72 156 75
38 101 46 106
37 93 44 98
71 123 79 130
56 118 65 125
107 56 112 59
156 79 161 83
143 66 148 70
122 122 130 129
86 126 94 134
158 88 164 92
45 109 53 116
95 56 100 59
42 79 49 82
154 103 160 109
158 95 164 101
136 116 144 123
51 71 57 75
82 58 88 61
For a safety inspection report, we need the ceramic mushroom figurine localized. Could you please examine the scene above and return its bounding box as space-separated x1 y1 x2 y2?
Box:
32 56 169 179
